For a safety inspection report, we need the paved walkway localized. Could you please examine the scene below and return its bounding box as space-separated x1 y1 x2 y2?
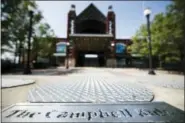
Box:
107 68 184 89
1 67 184 111
28 76 153 103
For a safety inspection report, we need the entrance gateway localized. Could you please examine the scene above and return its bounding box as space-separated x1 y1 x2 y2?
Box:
53 4 132 67
84 54 99 67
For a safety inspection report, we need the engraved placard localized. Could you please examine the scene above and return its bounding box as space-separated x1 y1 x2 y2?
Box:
2 102 184 122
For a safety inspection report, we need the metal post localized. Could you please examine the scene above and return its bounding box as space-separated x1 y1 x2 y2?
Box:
66 44 69 69
24 11 33 74
146 14 155 75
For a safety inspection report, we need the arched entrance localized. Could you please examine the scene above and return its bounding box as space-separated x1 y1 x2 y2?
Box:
72 19 110 67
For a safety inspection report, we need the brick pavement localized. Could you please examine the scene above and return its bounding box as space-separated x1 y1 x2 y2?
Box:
28 68 154 103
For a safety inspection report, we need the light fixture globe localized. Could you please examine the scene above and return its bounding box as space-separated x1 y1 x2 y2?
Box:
66 42 70 46
111 42 115 47
144 8 151 16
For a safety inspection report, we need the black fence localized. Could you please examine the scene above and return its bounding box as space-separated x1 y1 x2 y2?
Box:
161 62 183 72
2 57 183 73
131 56 158 69
130 56 183 72
1 58 59 73
1 59 20 73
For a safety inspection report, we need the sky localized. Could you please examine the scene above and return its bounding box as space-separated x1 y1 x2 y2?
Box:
2 1 172 60
36 1 172 39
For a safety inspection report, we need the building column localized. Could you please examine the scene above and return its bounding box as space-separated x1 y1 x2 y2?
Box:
65 42 76 68
106 41 117 68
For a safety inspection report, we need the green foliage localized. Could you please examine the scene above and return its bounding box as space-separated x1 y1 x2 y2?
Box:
32 23 56 60
1 0 41 53
131 24 148 56
1 0 56 63
131 0 185 62
165 56 180 63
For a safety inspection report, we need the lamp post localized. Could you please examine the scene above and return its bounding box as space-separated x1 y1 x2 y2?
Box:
111 42 115 47
111 42 115 59
24 6 33 74
66 42 70 69
144 8 155 75
111 41 115 68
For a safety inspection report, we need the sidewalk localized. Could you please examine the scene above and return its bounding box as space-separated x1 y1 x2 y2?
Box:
1 68 184 111
2 67 80 76
107 68 184 89
1 78 35 88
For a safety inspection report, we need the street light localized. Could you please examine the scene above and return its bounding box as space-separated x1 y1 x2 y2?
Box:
110 41 115 68
111 41 115 58
24 5 34 74
144 8 156 75
66 42 70 69
111 42 115 47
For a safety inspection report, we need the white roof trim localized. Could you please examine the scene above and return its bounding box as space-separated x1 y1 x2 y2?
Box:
56 42 67 45
53 53 66 56
69 33 113 37
85 54 98 58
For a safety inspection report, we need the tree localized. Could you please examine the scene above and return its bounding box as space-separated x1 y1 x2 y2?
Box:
131 0 185 64
1 0 22 52
1 0 43 65
31 23 56 63
166 0 185 62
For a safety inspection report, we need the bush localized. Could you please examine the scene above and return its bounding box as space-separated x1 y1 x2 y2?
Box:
1 59 15 73
33 62 50 69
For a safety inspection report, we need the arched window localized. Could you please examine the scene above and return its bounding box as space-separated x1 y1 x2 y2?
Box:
116 43 126 53
56 42 66 53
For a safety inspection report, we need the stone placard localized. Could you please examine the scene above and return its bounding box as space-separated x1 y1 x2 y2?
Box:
2 102 184 122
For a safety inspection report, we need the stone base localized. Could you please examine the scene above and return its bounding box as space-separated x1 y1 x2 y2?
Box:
65 58 76 67
106 59 117 68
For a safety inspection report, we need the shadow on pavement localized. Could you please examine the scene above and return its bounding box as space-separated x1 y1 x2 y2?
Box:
56 68 83 75
2 68 83 76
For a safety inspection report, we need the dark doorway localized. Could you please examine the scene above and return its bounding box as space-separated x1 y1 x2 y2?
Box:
76 52 85 67
84 57 99 67
76 51 105 67
98 53 106 67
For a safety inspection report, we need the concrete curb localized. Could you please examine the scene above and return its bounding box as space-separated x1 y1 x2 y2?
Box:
1 79 36 88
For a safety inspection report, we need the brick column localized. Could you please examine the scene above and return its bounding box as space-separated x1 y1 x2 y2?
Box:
66 5 76 67
106 6 117 67
107 6 116 38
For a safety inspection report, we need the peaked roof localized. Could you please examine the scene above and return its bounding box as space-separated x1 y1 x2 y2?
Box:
76 3 106 23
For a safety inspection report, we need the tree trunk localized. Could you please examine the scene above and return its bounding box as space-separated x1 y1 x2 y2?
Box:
14 41 18 65
159 55 163 68
18 49 21 65
180 51 184 73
